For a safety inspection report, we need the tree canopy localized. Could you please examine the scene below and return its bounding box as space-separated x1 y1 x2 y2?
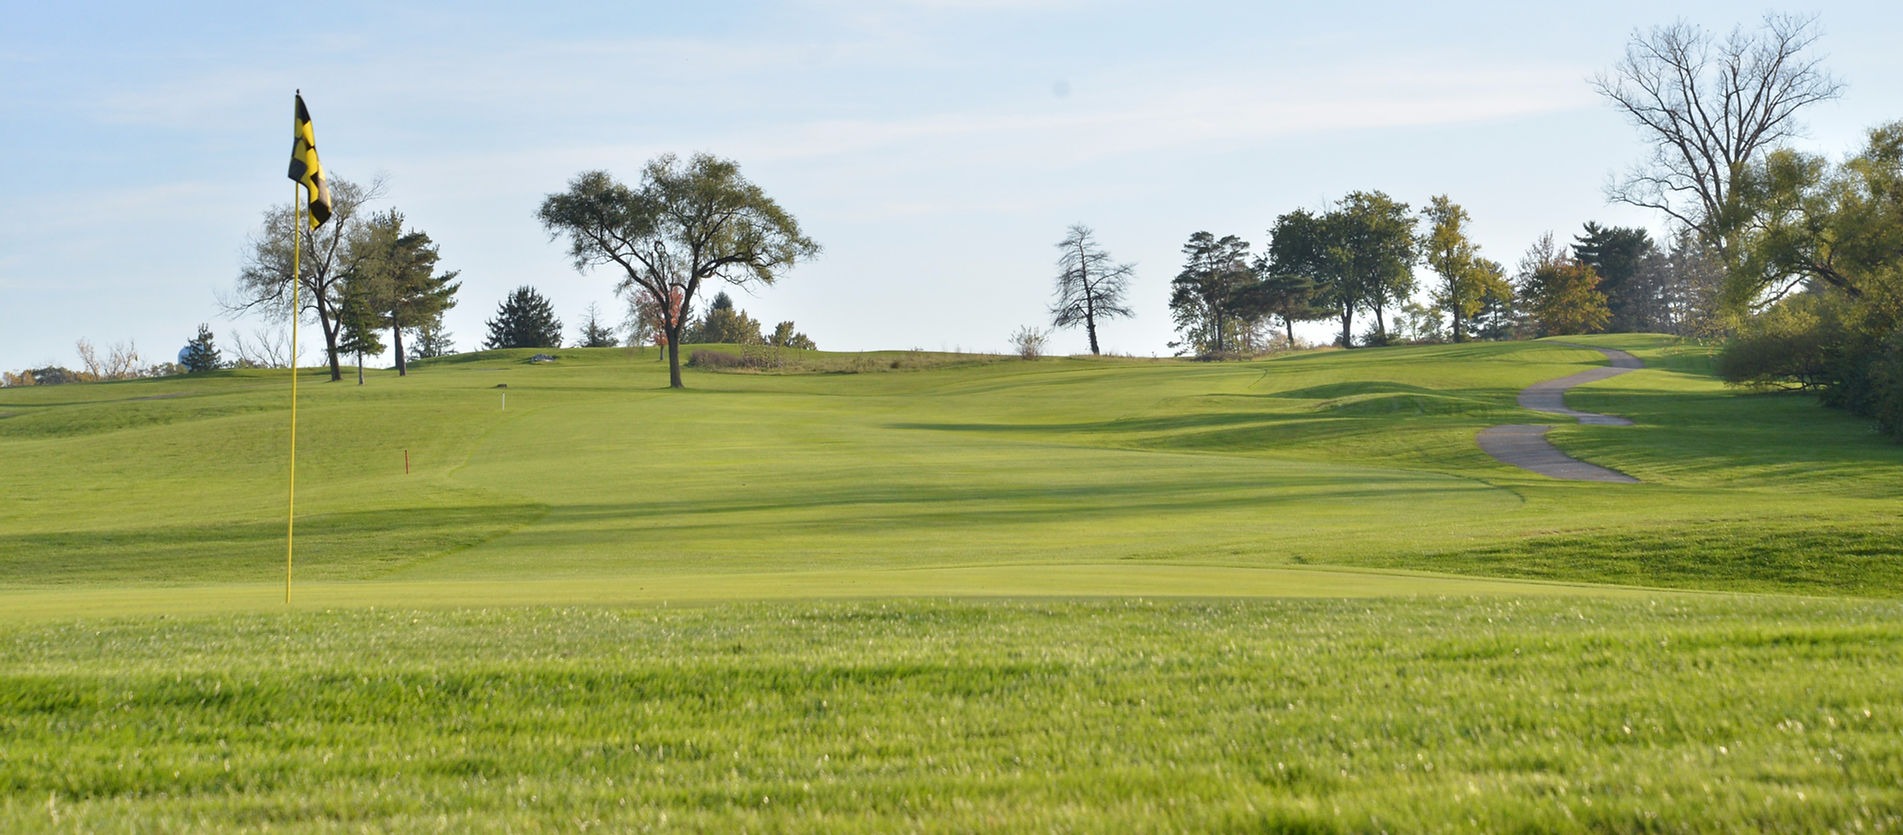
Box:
350 209 460 376
1169 232 1258 357
537 154 819 388
1420 196 1506 343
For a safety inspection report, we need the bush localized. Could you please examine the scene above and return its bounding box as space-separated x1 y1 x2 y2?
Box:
687 349 750 369
1010 326 1048 360
1718 295 1837 391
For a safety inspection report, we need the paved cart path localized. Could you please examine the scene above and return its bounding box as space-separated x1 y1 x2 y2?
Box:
1476 345 1642 483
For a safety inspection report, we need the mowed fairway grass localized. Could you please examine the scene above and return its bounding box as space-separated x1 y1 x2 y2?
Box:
4 337 1903 830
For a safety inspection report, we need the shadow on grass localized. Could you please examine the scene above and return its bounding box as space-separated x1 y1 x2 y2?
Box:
0 501 549 586
1338 518 1903 598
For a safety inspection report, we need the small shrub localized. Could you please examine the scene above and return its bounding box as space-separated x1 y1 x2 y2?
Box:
1010 326 1048 360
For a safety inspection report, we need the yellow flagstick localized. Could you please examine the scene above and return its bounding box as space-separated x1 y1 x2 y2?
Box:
287 187 302 605
285 89 329 605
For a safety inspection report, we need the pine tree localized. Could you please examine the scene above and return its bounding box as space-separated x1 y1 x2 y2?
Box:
576 302 619 347
483 286 564 349
688 292 764 344
180 324 221 373
407 316 457 360
337 278 387 384
353 209 459 375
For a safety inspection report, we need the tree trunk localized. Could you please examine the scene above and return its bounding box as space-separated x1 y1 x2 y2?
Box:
1338 306 1354 348
665 325 684 388
356 352 365 386
1285 316 1295 347
392 324 408 376
1373 307 1388 346
318 313 343 382
1451 310 1466 343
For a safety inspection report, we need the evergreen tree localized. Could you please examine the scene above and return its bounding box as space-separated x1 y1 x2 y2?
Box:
577 302 619 347
353 209 459 376
1573 222 1658 332
407 316 456 360
483 286 564 349
1471 277 1519 341
1169 232 1260 356
337 277 387 384
688 292 764 344
180 324 221 373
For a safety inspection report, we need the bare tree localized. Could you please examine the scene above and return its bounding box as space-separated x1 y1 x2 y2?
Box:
74 339 144 381
1595 14 1842 263
228 327 296 369
1049 225 1135 355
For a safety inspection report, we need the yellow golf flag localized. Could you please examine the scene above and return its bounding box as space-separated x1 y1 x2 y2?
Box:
288 92 332 228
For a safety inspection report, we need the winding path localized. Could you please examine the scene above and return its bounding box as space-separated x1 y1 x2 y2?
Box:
1476 345 1642 483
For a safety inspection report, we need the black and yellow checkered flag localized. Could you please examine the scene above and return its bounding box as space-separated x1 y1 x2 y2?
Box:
288 92 332 228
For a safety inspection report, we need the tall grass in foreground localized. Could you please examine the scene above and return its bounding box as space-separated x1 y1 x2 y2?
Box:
5 598 1900 832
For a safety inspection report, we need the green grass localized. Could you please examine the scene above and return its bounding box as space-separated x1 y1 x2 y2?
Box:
5 338 1899 598
7 336 1903 829
5 598 1901 832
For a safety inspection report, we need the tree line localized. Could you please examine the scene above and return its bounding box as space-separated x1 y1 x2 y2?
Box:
1041 202 1725 361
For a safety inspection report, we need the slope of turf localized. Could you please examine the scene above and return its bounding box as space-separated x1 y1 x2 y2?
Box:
8 338 1903 830
4 338 1901 602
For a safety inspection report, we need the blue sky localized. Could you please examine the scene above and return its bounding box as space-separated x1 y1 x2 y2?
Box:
4 1 1901 370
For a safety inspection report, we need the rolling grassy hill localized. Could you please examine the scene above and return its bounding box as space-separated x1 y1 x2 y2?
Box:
2 336 1899 607
4 337 1903 830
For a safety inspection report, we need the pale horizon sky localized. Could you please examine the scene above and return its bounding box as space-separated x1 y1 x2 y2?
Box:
4 1 1902 372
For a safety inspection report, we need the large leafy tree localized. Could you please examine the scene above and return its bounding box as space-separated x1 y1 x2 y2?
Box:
1725 122 1903 432
1595 13 1841 277
1169 232 1258 356
230 177 381 382
538 154 819 388
1737 123 1903 305
1259 209 1329 347
483 286 563 350
1049 224 1135 355
1518 234 1611 337
1419 196 1507 343
1329 191 1417 346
